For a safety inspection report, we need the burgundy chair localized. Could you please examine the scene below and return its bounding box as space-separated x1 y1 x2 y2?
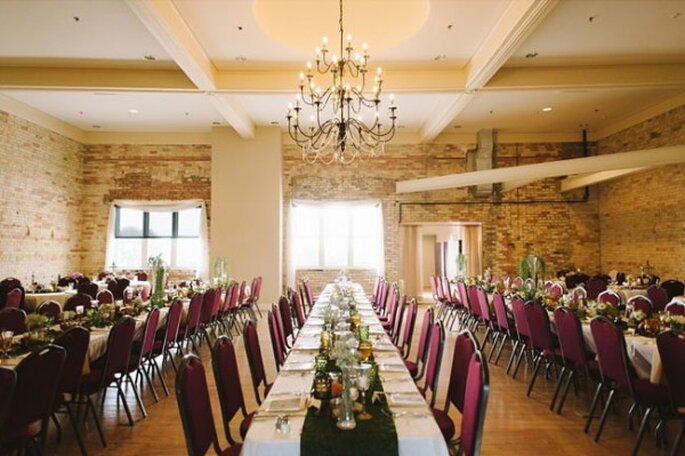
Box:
456 351 490 456
0 367 16 435
198 288 218 347
418 321 445 408
5 288 22 309
512 277 524 289
379 284 398 323
508 296 531 378
373 281 389 315
63 293 93 312
665 300 685 315
278 295 295 346
597 290 621 307
442 277 464 331
431 330 479 442
571 286 587 306
390 295 407 345
237 280 257 323
37 300 61 321
223 283 241 336
656 331 685 455
466 285 483 333
627 295 653 316
490 292 516 365
661 280 685 301
77 281 98 300
52 327 89 455
242 320 272 405
78 316 140 443
175 354 241 456
0 307 27 335
431 275 442 307
179 293 204 353
647 285 669 312
456 280 470 330
267 309 285 371
585 316 669 452
1 345 66 454
476 287 495 353
304 279 317 311
153 299 184 373
96 289 114 304
551 307 600 415
586 276 607 300
524 302 563 397
135 271 148 281
271 303 290 358
246 276 264 318
396 298 417 359
289 287 306 329
369 275 382 305
548 282 564 296
128 307 166 405
404 308 434 380
212 336 255 444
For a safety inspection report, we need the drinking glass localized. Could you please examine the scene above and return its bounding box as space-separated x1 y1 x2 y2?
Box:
357 363 372 420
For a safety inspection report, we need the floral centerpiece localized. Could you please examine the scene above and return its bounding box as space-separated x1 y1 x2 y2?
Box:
664 314 685 332
585 300 620 319
148 254 167 308
212 257 230 289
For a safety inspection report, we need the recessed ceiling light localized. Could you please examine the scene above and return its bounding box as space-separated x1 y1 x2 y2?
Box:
72 16 80 22
78 111 83 115
184 112 190 116
270 121 279 125
672 12 682 19
235 56 247 62
447 24 453 30
588 15 598 23
525 52 538 59
453 125 462 129
238 25 244 31
434 54 447 61
489 110 494 115
92 125 101 129
128 108 138 115
144 55 156 61
542 106 553 112
212 121 221 126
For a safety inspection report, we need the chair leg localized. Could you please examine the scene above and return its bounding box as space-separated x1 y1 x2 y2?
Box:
126 373 148 418
65 403 88 456
87 395 106 447
151 357 169 396
627 401 638 431
671 420 685 456
512 345 528 379
254 302 263 318
50 413 63 443
550 366 567 411
506 340 520 375
493 334 508 365
140 364 159 403
556 369 576 415
488 333 501 362
631 407 653 456
584 383 604 434
115 379 136 425
527 354 543 397
594 388 616 442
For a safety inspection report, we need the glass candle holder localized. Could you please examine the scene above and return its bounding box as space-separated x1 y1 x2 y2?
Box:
359 323 370 342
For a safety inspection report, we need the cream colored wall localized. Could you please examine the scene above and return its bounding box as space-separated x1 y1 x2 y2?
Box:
211 127 283 304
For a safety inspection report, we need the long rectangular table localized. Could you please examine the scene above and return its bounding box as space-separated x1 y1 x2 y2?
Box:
242 283 449 456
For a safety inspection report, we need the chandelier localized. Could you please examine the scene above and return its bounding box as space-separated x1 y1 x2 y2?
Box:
286 0 398 164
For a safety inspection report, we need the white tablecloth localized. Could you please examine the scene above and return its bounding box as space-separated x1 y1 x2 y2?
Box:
24 290 77 311
242 284 449 456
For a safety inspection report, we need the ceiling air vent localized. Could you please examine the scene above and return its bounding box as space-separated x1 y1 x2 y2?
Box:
466 129 494 197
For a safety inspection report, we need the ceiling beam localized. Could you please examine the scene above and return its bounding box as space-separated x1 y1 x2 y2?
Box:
396 144 685 194
500 179 537 192
560 168 647 192
208 94 254 139
465 0 558 90
419 93 475 142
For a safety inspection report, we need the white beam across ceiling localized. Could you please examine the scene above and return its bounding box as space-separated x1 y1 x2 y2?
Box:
560 168 647 192
395 145 685 194
126 0 254 137
500 179 537 192
420 93 475 142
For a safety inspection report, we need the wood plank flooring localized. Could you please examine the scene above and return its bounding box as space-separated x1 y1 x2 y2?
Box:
44 305 680 455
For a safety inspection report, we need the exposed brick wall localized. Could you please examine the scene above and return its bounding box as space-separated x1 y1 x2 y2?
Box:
283 140 602 289
80 143 211 278
0 110 83 285
597 104 685 280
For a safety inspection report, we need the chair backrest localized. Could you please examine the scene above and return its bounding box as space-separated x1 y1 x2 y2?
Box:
243 320 268 404
140 307 161 359
96 289 114 304
440 276 451 303
63 293 93 312
384 285 398 320
371 275 382 303
278 295 294 340
597 290 620 307
5 288 22 309
397 298 417 356
524 303 555 353
376 281 389 313
200 288 216 325
420 321 445 407
647 285 669 312
102 316 136 380
175 354 220 456
107 279 124 300
476 287 491 323
267 309 285 371
666 300 685 315
590 316 632 393
627 295 653 316
10 344 66 431
227 283 239 310
164 299 184 347
186 293 204 332
571 286 587 305
77 281 98 299
661 279 685 301
467 285 482 319
237 281 247 304
221 283 233 313
304 280 316 309
457 281 468 310
510 296 529 338
0 307 27 334
53 326 90 395
391 295 406 341
272 303 289 355
586 277 607 300
135 271 148 281
414 307 434 366
290 287 306 328
461 350 490 456
254 277 263 301
37 300 61 321
657 330 685 408
0 367 16 432
445 330 479 414
553 307 588 369
492 292 510 332
429 276 440 303
211 336 248 445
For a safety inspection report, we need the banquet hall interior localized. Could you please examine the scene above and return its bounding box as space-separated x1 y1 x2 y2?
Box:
0 0 684 455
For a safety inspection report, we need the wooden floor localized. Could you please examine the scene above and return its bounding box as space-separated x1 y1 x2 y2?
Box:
45 305 681 455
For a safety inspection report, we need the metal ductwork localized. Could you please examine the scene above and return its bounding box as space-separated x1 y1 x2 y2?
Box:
466 129 494 197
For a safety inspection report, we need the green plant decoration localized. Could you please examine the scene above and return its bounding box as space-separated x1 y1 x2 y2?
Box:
212 256 230 289
518 254 546 283
148 254 167 308
456 253 467 279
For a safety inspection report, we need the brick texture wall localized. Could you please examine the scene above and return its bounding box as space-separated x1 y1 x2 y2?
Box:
597 104 685 280
80 143 211 277
283 140 602 290
0 110 83 285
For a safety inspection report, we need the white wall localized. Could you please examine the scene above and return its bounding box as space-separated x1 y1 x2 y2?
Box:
211 127 282 304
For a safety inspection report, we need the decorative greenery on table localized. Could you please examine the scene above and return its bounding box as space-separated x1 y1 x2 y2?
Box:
519 254 546 283
149 254 167 308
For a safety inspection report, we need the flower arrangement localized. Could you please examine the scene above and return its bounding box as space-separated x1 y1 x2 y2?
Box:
585 300 619 319
26 313 51 332
212 257 230 288
331 337 359 369
148 254 167 308
519 254 546 283
665 314 685 332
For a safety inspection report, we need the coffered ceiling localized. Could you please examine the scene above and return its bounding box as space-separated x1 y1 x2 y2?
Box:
0 0 683 142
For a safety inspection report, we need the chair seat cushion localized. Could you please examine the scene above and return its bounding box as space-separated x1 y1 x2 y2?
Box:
239 412 255 439
404 360 418 378
632 379 669 405
431 408 456 441
79 368 113 395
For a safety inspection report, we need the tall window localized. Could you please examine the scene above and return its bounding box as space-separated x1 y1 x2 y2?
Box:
113 207 201 269
290 201 384 271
